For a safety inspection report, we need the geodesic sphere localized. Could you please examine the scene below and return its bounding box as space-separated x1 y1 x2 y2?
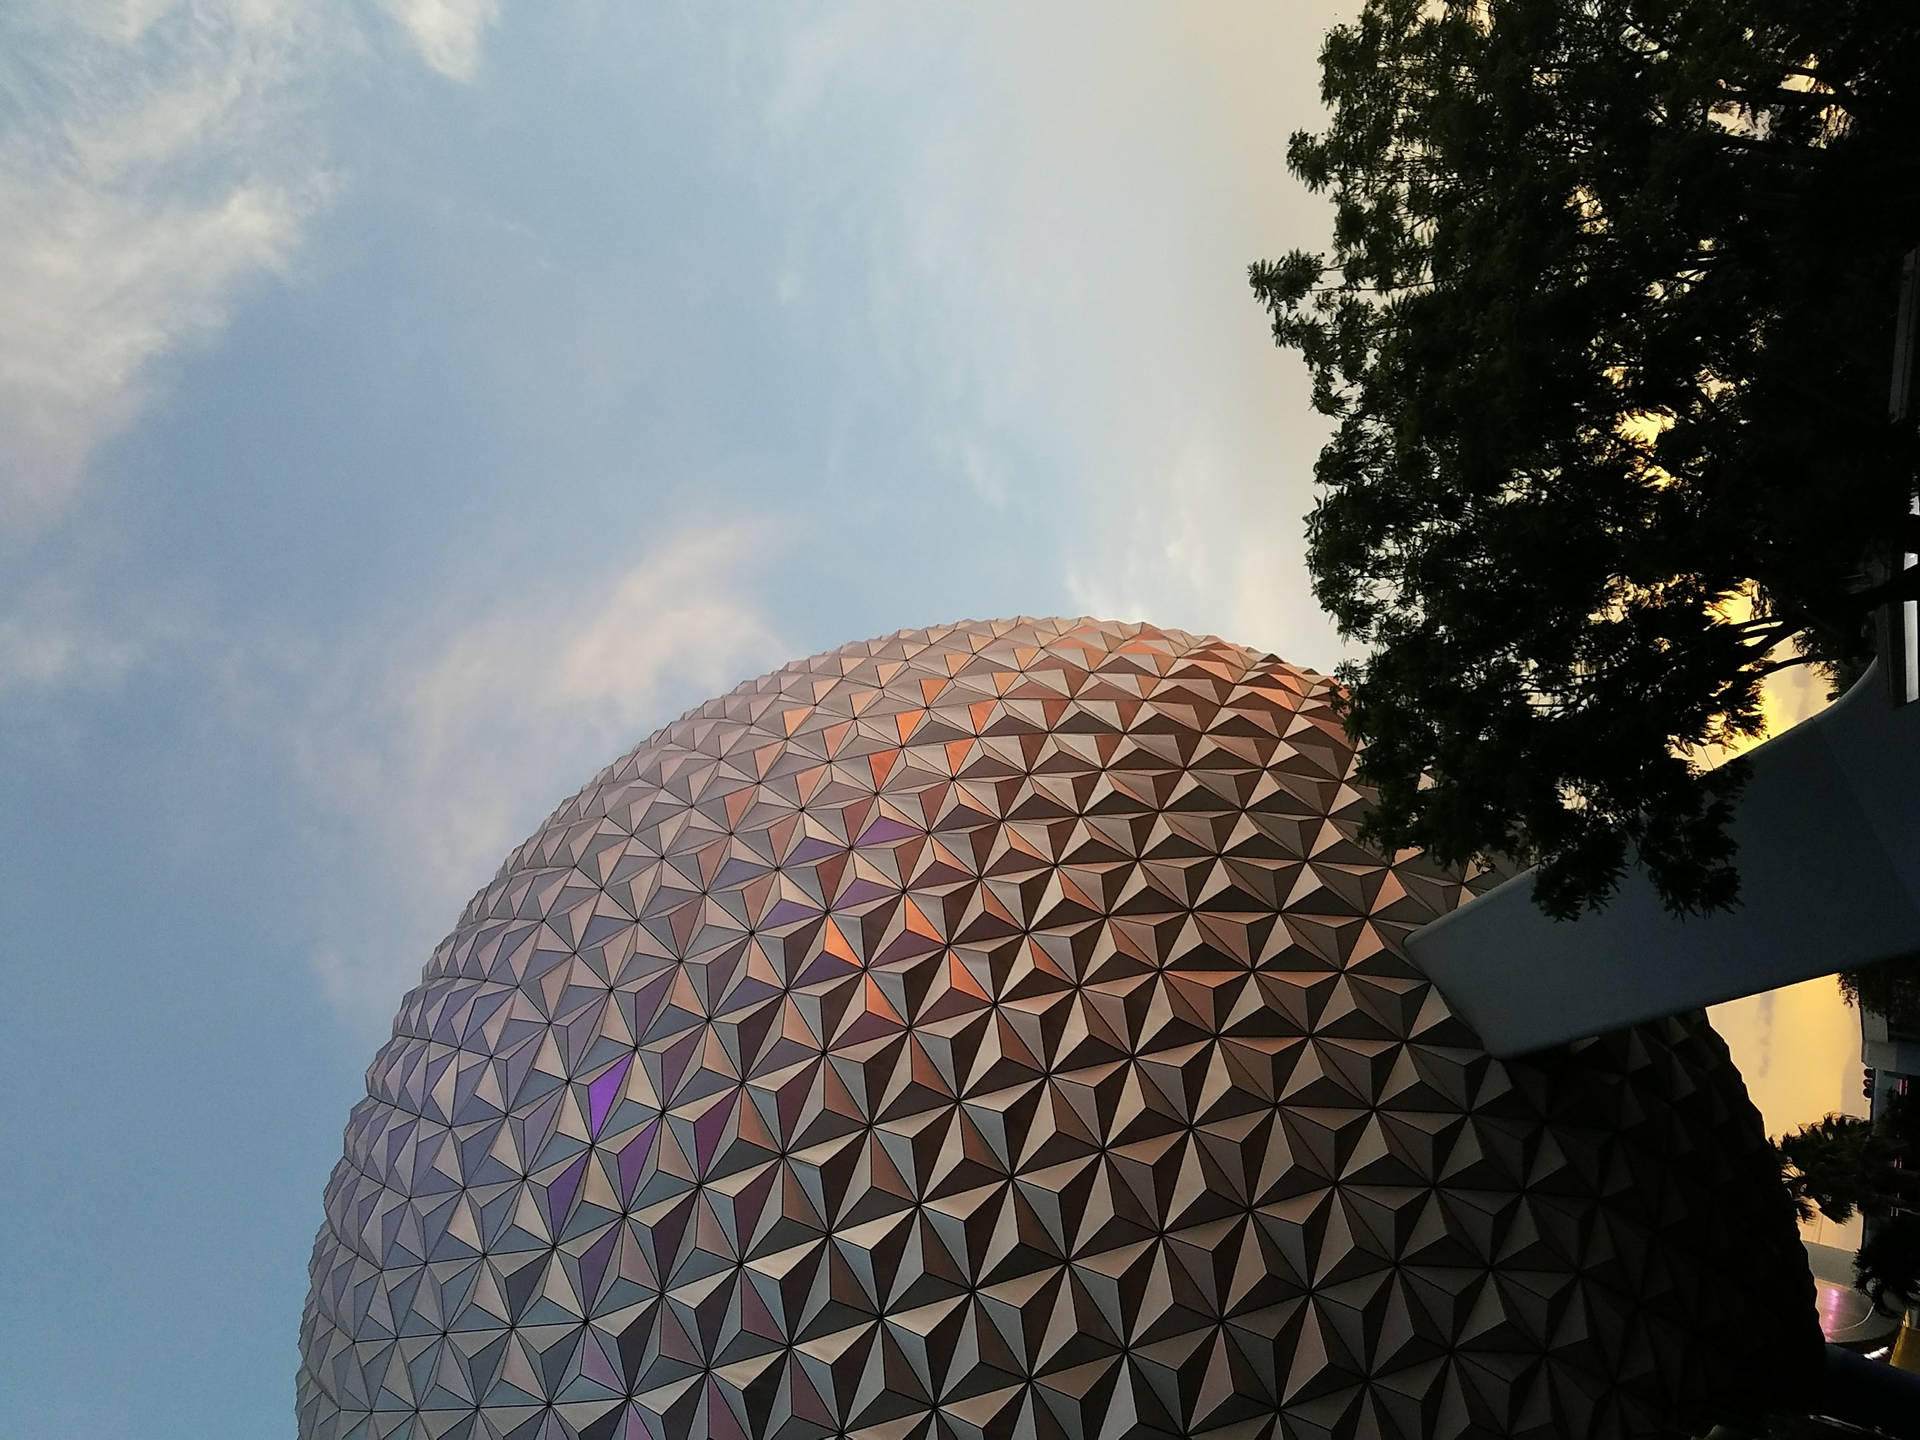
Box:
298 618 1818 1440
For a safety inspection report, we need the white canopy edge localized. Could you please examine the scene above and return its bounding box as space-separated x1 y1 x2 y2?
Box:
1408 661 1920 1056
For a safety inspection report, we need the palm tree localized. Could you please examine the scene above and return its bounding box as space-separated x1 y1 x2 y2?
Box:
1777 1115 1906 1225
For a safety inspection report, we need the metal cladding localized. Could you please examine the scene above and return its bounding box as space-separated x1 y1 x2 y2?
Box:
299 617 1818 1440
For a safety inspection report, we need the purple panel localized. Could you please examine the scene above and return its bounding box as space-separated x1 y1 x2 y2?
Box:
618 1120 660 1203
762 899 822 929
545 1151 590 1234
854 815 919 846
588 1053 633 1138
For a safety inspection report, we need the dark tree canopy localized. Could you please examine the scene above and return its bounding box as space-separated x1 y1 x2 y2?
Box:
1840 954 1920 1033
1772 1095 1920 1319
1774 1113 1908 1227
1855 1212 1920 1317
1255 0 1920 915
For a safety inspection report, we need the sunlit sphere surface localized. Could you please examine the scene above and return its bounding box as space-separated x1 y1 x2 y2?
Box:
299 617 1816 1440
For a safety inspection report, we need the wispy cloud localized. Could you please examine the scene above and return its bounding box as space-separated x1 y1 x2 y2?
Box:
1062 441 1336 663
0 570 201 696
744 1 1351 664
0 0 508 696
285 527 784 1034
378 0 501 83
0 0 342 540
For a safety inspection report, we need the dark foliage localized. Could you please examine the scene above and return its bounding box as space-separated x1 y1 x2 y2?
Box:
1775 1113 1907 1226
1855 1211 1920 1316
1839 954 1920 1033
1255 0 1920 915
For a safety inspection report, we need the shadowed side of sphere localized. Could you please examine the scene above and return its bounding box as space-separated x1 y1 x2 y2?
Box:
297 617 1820 1440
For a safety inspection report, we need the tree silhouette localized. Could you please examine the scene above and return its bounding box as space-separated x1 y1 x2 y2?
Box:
1776 1114 1906 1225
1255 0 1920 916
1840 956 1920 1032
1855 1212 1920 1316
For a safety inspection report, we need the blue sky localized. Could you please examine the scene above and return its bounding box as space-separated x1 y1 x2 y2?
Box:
0 4 1363 1433
0 2 1876 1432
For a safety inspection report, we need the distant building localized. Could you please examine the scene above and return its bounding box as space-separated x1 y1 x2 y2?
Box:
1862 1006 1920 1104
1862 995 1920 1255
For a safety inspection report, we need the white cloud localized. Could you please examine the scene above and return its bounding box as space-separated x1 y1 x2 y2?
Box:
0 570 204 696
380 0 501 82
0 587 147 698
746 1 1355 666
0 0 507 696
1063 441 1337 665
0 0 340 539
288 529 784 1035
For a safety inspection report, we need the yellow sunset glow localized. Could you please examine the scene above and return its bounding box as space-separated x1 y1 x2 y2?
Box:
1704 660 1868 1246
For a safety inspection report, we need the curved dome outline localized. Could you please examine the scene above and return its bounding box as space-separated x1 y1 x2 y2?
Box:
298 616 1816 1440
